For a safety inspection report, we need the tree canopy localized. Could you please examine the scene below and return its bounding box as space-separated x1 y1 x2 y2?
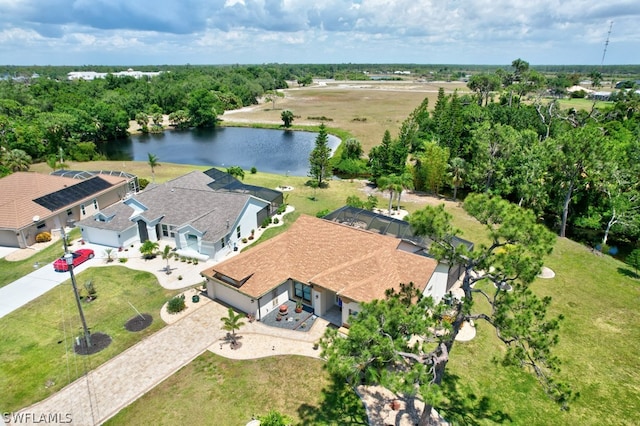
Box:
322 194 573 425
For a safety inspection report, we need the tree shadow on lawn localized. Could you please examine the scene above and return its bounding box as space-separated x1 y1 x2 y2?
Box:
297 380 368 425
617 267 639 280
297 374 510 425
438 373 512 425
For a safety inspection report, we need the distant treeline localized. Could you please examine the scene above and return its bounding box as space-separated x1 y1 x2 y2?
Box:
2 63 640 82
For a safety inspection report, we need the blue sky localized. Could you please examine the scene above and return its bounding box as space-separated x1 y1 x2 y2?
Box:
0 0 638 66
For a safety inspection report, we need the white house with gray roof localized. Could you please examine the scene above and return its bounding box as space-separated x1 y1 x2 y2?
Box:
77 171 273 260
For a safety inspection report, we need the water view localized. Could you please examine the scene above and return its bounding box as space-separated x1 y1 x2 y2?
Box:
102 127 341 176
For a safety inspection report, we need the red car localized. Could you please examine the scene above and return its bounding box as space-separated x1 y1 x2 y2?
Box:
53 249 95 272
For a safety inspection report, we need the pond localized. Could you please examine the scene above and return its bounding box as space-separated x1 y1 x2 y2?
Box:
102 127 341 176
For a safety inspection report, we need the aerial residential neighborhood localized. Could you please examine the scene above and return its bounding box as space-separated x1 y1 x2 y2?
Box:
1 12 639 421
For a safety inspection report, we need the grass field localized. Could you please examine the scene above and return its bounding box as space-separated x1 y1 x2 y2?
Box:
105 352 367 426
0 266 174 412
223 80 471 153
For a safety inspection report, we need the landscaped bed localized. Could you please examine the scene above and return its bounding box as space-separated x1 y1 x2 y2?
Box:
0 266 175 412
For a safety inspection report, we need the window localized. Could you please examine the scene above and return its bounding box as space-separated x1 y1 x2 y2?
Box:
294 282 312 303
66 209 73 216
80 204 86 215
92 199 98 209
220 238 225 248
36 221 46 229
236 225 241 239
161 224 169 237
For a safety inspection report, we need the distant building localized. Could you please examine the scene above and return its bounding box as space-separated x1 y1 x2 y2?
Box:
67 68 162 81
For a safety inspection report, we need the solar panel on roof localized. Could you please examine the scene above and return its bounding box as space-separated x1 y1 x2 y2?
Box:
33 177 112 211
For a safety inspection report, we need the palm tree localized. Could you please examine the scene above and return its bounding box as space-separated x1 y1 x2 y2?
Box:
139 240 159 259
281 110 294 127
2 149 32 172
161 245 174 274
221 307 246 348
376 176 395 215
377 174 403 215
103 248 115 263
147 153 160 183
447 157 466 201
395 171 414 212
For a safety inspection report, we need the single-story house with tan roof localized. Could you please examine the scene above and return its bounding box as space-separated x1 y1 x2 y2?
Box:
77 170 274 260
200 214 444 327
0 171 134 248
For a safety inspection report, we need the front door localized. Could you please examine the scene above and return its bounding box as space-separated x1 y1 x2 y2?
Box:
137 220 149 242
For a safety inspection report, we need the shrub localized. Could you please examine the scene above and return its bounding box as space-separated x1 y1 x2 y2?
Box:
276 203 287 214
35 232 52 243
167 295 186 313
250 166 257 174
261 217 272 228
273 217 279 224
316 209 331 218
119 257 128 263
138 177 150 190
242 238 248 243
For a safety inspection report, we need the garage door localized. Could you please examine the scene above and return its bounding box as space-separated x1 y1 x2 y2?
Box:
0 230 19 248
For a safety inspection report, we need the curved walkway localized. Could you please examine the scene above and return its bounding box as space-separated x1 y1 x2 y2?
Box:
18 297 329 425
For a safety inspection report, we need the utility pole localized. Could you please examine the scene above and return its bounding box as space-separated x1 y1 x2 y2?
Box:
65 252 92 349
60 226 91 349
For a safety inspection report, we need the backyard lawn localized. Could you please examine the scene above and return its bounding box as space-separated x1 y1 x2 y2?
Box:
0 266 174 412
106 352 367 425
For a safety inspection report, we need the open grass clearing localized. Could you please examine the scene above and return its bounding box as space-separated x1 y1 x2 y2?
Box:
223 80 471 153
0 266 174 411
105 352 367 426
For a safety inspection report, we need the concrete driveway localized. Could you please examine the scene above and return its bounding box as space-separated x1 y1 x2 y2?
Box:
0 254 97 319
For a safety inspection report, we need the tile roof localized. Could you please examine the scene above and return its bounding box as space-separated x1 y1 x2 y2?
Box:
201 215 438 303
0 172 125 230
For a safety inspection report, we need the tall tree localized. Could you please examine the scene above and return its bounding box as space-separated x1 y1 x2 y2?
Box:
551 126 607 238
467 73 501 106
395 170 414 211
135 112 149 133
447 157 466 201
322 194 573 426
308 123 332 187
187 89 218 128
280 110 294 128
377 174 402 214
147 153 160 183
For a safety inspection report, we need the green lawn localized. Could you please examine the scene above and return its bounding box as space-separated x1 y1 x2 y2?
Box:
0 228 81 289
106 352 367 426
0 266 175 411
443 237 640 425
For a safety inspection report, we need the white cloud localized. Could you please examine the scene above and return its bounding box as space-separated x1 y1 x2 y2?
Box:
0 0 638 64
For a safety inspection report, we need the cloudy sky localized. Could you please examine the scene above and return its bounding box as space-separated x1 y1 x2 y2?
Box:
0 0 638 66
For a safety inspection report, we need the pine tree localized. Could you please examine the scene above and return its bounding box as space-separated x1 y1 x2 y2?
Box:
308 123 332 186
